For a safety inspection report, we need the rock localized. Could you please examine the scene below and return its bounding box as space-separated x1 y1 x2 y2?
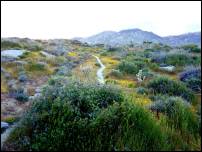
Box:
1 56 16 62
40 51 55 58
1 50 26 58
1 122 9 129
159 65 175 72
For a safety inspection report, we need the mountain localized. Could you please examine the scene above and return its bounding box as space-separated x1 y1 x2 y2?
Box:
74 28 201 47
164 32 201 46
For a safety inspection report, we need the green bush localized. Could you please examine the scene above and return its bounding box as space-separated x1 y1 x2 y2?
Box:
109 69 123 78
182 44 201 53
136 87 148 95
1 40 22 50
6 97 168 151
92 102 168 151
4 79 170 151
165 97 199 137
27 62 46 71
118 60 145 75
14 88 29 102
3 78 201 151
165 54 201 66
147 76 195 103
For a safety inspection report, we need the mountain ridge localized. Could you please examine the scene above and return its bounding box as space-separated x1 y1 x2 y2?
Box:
73 28 201 47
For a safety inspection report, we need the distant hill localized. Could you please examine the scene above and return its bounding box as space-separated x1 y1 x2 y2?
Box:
73 28 201 47
164 32 201 46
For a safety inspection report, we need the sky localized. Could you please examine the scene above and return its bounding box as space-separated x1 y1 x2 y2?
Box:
1 1 201 39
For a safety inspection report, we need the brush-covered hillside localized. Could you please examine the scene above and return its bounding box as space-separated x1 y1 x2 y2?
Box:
1 38 201 151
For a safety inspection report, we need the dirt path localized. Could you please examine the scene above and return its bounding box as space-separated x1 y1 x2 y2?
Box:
92 55 105 84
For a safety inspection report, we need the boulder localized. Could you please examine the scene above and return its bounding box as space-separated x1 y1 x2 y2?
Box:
1 50 26 58
1 122 9 129
159 65 175 72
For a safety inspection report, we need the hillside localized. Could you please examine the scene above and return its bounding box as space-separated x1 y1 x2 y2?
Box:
1 37 201 151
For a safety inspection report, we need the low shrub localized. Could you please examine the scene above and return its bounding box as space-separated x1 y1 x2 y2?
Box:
5 90 168 151
117 60 145 75
179 68 201 92
165 53 201 66
147 76 195 103
14 88 29 102
109 69 123 78
18 71 28 82
136 87 148 95
1 40 22 50
182 44 201 53
165 97 199 137
26 62 46 71
149 96 200 137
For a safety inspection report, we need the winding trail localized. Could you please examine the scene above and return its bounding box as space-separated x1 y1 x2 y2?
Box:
92 55 106 84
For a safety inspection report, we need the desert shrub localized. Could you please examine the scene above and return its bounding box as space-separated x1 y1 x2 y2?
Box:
118 60 145 75
18 74 27 82
18 71 28 82
165 54 189 66
179 68 201 92
95 62 100 67
55 66 72 76
23 44 42 51
26 62 46 71
105 79 118 85
4 79 124 150
14 88 29 102
184 78 201 93
107 46 122 52
149 96 200 137
91 102 168 151
1 40 22 50
100 51 108 56
165 97 199 137
5 91 169 151
147 76 195 103
109 69 123 78
43 78 124 117
136 87 148 95
4 77 200 151
150 51 167 63
149 62 159 70
118 61 138 74
165 53 201 66
182 44 201 53
44 56 66 67
19 51 30 59
149 100 167 114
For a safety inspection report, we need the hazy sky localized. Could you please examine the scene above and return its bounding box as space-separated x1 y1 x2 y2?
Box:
1 1 201 39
